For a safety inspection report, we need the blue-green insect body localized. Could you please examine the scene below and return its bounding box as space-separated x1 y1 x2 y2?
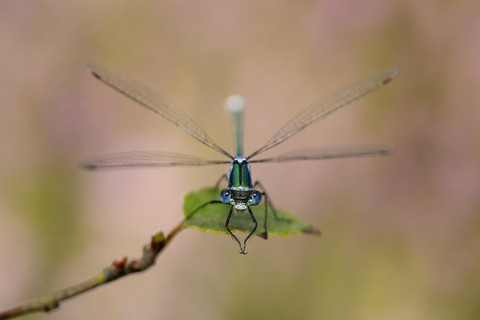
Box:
228 157 252 188
220 157 261 214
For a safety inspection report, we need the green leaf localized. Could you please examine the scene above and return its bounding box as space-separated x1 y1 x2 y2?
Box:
182 187 320 238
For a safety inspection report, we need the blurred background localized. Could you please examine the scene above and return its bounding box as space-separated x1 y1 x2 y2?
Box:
1 0 479 319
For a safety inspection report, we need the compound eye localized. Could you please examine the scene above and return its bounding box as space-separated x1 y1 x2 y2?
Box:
220 189 231 204
250 191 262 206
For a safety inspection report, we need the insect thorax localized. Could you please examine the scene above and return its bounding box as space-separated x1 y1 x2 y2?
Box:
228 157 252 188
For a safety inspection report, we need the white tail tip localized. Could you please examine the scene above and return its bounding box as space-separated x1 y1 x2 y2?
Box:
225 94 245 114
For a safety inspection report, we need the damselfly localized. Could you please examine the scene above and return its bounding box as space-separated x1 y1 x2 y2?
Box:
81 63 398 254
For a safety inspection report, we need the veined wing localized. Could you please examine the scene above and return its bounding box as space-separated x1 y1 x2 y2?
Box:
84 63 233 159
80 151 230 170
249 145 393 163
247 68 399 159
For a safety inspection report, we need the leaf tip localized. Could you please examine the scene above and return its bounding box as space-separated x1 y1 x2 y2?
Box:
301 225 322 236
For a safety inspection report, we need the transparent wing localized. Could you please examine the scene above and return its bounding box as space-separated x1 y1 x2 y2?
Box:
84 63 233 159
247 68 399 159
249 145 393 163
80 151 230 170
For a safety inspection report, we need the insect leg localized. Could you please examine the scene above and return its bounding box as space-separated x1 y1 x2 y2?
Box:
214 174 228 189
185 200 223 220
225 206 245 254
241 207 258 254
253 180 283 239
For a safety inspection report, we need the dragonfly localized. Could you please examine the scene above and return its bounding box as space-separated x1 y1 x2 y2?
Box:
81 63 398 254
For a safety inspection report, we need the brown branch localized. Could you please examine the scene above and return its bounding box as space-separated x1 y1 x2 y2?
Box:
0 222 184 319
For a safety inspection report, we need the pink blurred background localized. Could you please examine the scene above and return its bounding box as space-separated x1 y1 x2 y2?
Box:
1 1 479 319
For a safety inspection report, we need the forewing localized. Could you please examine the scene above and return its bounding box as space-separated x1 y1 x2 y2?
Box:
248 68 398 158
84 63 232 158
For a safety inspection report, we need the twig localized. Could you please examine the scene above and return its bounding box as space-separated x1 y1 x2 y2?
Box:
0 223 184 319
